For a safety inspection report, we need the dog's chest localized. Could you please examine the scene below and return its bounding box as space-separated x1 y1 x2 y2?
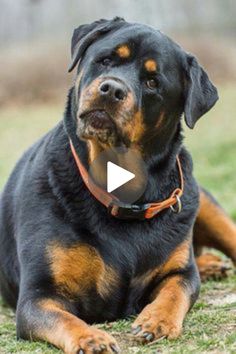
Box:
47 217 185 322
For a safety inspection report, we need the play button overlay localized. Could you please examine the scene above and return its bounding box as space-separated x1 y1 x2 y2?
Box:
88 146 147 204
107 161 135 193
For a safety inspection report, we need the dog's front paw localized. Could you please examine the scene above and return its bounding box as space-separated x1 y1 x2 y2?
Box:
131 304 182 342
66 326 120 354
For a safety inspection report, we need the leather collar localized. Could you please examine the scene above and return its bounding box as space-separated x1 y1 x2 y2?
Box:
69 140 184 220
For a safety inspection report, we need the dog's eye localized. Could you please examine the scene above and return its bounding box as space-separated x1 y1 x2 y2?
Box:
101 58 112 66
146 79 157 89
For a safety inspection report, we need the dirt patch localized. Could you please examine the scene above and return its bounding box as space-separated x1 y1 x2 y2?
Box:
208 293 236 306
112 332 144 353
201 278 236 307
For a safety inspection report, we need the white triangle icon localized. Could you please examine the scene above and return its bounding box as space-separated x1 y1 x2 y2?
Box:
107 161 135 193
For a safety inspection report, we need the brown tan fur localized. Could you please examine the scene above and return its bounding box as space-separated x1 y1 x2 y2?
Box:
122 91 136 117
196 253 231 281
34 299 119 354
130 111 145 143
121 110 145 146
132 275 190 340
116 44 131 58
78 77 103 115
131 238 191 289
193 190 236 264
47 242 119 299
144 59 157 72
87 139 104 163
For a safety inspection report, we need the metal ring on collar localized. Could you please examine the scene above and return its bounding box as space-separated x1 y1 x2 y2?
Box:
170 195 182 213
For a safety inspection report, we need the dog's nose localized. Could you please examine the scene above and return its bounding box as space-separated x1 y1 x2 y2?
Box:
99 80 127 102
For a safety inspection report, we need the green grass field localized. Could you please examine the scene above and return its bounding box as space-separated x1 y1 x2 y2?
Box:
0 85 236 353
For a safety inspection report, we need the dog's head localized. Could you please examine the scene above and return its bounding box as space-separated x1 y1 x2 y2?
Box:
68 18 218 156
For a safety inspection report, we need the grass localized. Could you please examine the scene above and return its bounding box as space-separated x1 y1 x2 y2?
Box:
0 85 236 353
1 277 235 354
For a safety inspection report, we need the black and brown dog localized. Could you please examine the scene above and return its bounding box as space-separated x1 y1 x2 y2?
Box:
0 18 236 354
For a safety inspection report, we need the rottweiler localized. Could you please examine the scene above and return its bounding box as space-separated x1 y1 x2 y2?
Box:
0 17 236 354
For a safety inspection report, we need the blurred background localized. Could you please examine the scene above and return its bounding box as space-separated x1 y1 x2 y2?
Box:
0 0 236 217
0 2 236 352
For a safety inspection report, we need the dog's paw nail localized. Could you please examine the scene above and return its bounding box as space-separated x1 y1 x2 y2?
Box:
132 325 142 335
222 265 231 271
110 343 120 353
145 333 154 341
141 331 154 341
141 331 149 337
100 344 107 350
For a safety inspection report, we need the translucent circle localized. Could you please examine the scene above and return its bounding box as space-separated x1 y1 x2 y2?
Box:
88 146 148 204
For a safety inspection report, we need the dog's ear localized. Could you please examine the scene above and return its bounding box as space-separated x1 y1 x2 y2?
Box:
68 17 125 73
183 55 218 129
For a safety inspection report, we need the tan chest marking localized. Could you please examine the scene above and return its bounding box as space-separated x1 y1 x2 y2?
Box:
47 242 119 299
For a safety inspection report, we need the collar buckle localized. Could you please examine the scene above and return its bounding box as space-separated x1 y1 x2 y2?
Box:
108 201 150 220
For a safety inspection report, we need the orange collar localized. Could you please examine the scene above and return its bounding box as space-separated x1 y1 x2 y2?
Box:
69 140 184 220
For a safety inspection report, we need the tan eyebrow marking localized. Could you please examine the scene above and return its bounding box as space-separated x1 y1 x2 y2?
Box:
116 44 131 58
145 59 157 72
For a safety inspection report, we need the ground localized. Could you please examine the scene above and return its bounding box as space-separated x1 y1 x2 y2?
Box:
0 85 235 353
0 276 235 354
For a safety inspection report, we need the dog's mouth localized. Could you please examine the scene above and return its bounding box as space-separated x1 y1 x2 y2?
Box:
80 110 114 129
77 109 120 146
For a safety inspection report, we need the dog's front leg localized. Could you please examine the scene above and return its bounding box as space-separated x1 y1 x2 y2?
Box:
16 295 120 354
131 260 200 342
